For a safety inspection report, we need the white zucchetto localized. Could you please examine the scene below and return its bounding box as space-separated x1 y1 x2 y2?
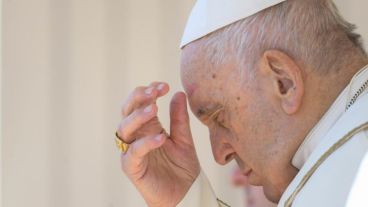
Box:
180 0 286 48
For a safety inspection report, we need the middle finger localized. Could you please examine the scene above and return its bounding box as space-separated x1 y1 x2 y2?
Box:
117 103 158 144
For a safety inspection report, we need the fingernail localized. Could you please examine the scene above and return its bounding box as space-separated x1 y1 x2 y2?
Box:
145 87 153 95
144 105 153 113
157 83 165 91
155 135 162 142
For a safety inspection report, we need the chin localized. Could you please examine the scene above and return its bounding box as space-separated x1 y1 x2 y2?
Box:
263 185 282 204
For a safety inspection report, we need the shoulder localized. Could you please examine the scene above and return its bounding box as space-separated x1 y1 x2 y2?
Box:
293 130 368 207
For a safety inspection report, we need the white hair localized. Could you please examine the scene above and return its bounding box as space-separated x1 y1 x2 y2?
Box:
199 0 367 79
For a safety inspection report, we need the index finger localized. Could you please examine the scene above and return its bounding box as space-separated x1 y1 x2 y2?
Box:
122 82 169 117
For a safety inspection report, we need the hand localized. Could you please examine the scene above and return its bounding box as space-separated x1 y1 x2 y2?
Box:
117 82 200 207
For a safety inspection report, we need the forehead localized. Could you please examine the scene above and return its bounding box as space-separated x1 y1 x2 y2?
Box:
180 42 243 116
180 41 236 89
180 42 207 88
181 46 226 94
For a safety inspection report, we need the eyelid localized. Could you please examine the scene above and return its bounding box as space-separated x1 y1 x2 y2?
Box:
208 107 224 121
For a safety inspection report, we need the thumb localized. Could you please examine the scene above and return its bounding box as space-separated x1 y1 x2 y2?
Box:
170 92 194 145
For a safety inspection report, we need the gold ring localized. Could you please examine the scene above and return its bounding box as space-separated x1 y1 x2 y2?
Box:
115 132 129 153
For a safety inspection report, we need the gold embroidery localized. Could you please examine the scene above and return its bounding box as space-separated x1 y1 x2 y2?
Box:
217 198 231 207
285 122 368 207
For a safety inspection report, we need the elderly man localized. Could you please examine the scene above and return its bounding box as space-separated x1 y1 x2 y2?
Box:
116 0 368 206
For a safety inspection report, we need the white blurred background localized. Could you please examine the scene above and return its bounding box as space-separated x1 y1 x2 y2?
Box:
1 0 367 207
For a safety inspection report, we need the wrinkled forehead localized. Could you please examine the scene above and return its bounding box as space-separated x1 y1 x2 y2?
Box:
180 42 206 96
180 43 241 116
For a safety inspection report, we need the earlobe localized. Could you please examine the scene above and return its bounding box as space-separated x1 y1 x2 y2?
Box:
262 50 304 115
281 86 301 115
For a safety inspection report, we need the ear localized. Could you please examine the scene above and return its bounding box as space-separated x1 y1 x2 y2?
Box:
259 50 304 115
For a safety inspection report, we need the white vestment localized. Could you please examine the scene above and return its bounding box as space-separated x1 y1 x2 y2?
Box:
178 65 368 207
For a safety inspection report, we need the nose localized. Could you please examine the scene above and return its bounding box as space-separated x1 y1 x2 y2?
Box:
209 128 236 165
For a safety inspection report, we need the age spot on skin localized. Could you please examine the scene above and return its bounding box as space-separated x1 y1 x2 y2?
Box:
237 97 241 101
212 73 217 79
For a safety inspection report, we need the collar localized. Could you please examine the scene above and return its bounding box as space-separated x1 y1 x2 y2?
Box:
292 64 368 169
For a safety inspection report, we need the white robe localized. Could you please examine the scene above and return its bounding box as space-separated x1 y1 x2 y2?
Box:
178 64 368 207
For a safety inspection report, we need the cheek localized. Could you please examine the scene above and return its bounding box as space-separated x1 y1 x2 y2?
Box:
229 112 256 151
231 99 272 148
229 108 271 170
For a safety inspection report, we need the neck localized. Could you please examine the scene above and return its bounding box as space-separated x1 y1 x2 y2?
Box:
320 60 368 106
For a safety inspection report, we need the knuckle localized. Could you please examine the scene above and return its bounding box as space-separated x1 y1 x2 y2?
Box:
129 109 148 126
121 100 132 117
121 101 130 117
121 102 129 117
121 109 129 118
136 110 147 122
117 121 124 131
120 83 159 126
133 86 145 94
117 126 123 137
135 86 147 96
121 100 133 117
121 129 130 141
133 92 145 103
118 124 130 141
119 111 146 142
132 88 149 105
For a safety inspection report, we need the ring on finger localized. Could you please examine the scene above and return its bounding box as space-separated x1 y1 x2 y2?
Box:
115 131 130 154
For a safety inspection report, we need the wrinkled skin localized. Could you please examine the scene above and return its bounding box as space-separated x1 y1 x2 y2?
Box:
118 35 357 205
118 82 200 207
180 42 302 202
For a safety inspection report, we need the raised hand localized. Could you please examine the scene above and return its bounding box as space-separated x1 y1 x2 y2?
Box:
117 82 200 207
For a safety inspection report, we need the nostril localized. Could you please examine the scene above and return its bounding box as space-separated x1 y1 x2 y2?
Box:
225 153 235 163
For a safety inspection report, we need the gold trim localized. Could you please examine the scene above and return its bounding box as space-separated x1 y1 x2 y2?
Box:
285 122 368 206
217 198 231 207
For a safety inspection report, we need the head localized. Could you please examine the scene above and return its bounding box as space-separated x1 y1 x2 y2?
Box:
180 0 368 203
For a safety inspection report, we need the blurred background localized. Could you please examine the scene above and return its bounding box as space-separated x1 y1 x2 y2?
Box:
1 0 368 207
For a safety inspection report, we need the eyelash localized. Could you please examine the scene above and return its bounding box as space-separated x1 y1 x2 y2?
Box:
214 113 227 129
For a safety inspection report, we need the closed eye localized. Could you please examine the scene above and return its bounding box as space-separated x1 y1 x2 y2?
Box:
208 107 223 121
209 107 228 129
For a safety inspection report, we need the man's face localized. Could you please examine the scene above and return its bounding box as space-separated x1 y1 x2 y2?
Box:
180 42 298 202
